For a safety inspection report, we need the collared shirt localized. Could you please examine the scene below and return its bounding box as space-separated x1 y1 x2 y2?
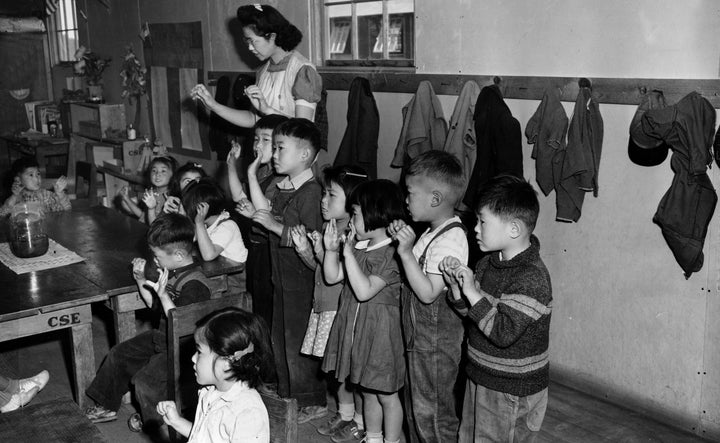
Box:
276 168 314 190
187 382 269 443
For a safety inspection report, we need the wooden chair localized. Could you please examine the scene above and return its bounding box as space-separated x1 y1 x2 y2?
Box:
167 296 297 442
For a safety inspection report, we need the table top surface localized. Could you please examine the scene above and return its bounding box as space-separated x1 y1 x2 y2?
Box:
0 205 245 321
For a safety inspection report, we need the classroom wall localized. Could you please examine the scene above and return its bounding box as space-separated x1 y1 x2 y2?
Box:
86 0 720 438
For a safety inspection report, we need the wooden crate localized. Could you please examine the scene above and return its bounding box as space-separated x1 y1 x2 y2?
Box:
69 103 126 139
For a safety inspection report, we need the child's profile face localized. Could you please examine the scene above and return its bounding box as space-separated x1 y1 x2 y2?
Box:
179 171 202 191
253 128 274 164
150 245 178 270
474 207 509 252
150 162 172 189
404 174 434 222
322 181 348 221
17 167 42 192
192 332 222 386
272 135 306 175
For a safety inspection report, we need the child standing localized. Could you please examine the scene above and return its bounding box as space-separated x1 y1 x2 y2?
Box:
85 214 214 438
289 165 368 433
229 114 288 330
157 308 274 442
119 156 176 224
250 118 326 412
183 178 249 301
323 179 406 443
388 150 468 443
0 157 70 216
440 175 552 443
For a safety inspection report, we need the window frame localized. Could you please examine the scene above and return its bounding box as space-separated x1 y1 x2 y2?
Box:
46 0 80 66
312 0 415 70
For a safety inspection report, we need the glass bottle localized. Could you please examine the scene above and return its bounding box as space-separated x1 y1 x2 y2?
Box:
9 202 48 258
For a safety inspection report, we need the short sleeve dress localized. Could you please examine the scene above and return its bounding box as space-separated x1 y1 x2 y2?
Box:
255 51 322 120
321 238 405 393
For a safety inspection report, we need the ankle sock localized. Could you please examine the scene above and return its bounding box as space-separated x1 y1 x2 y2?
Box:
338 402 354 421
353 411 365 429
365 431 383 443
384 439 400 443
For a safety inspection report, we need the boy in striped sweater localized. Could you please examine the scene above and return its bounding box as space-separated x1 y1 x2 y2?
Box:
440 175 552 443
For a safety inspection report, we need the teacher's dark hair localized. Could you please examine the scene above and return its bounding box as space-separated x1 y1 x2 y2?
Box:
237 4 303 51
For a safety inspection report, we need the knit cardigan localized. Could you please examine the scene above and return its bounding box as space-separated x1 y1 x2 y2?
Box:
450 235 552 396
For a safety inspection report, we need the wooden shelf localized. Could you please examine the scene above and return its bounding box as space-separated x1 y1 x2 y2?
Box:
208 70 720 108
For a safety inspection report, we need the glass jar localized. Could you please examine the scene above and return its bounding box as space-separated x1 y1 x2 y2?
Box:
9 202 48 258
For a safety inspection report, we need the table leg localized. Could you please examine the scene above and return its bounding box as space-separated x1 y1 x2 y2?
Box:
109 292 145 343
69 308 95 409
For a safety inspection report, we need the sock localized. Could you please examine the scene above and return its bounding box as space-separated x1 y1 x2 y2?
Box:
353 411 365 429
384 439 400 443
338 402 354 421
365 431 383 443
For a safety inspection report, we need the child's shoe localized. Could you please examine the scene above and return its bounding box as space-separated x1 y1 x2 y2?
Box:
0 370 50 413
127 412 143 432
297 404 328 424
85 405 118 423
19 370 50 392
317 412 348 435
331 420 366 442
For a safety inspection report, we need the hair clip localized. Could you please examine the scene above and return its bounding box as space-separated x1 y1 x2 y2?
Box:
228 342 255 362
344 172 368 178
253 4 263 12
192 162 202 168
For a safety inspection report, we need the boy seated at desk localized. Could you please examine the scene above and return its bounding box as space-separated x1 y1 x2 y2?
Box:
85 213 216 439
0 157 70 216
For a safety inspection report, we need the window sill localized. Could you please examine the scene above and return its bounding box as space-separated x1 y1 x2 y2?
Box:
318 61 416 75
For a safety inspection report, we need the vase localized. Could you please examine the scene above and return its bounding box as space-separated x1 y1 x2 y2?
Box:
88 84 104 103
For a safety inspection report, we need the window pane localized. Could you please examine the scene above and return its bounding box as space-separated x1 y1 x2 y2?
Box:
327 4 352 60
356 1 381 59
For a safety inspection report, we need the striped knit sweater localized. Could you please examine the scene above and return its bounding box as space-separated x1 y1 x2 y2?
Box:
451 235 552 396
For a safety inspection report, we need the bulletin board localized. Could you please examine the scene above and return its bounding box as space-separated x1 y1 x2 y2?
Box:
143 21 211 159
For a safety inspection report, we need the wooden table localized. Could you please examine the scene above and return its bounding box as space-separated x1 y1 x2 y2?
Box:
0 204 244 407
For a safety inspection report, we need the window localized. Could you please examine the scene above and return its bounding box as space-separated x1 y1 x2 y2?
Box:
320 0 414 67
46 0 79 65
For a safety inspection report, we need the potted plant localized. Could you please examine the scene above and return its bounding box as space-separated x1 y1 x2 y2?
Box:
73 46 111 103
119 45 147 131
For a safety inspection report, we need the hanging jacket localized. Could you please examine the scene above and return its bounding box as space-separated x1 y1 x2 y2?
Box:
629 92 717 278
443 80 481 202
463 84 523 209
556 87 603 222
392 80 447 169
525 88 568 196
334 77 379 178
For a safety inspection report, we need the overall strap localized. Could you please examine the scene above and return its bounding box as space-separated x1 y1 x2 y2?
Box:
418 221 467 267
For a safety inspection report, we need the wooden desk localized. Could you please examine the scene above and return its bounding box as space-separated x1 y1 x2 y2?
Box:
0 204 244 407
0 134 69 178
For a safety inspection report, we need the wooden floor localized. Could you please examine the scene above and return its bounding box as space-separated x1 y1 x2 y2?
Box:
0 308 713 443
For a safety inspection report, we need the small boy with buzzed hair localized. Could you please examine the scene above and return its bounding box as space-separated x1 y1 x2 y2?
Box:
0 156 70 216
388 150 468 443
440 175 552 443
85 213 215 438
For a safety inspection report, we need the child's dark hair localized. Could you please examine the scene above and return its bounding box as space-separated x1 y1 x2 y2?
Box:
169 162 207 197
237 4 302 51
274 118 321 159
348 179 405 231
475 175 539 232
255 114 289 131
195 307 274 388
322 165 368 212
406 151 466 204
146 156 177 186
181 178 227 222
11 157 40 178
146 213 195 253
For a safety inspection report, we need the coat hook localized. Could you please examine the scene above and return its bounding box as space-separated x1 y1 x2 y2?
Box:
493 76 502 85
578 77 592 89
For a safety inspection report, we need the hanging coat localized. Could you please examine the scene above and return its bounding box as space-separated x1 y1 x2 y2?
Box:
463 84 523 209
525 88 568 196
443 80 481 202
629 92 717 278
556 87 603 222
391 80 447 169
334 77 379 178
